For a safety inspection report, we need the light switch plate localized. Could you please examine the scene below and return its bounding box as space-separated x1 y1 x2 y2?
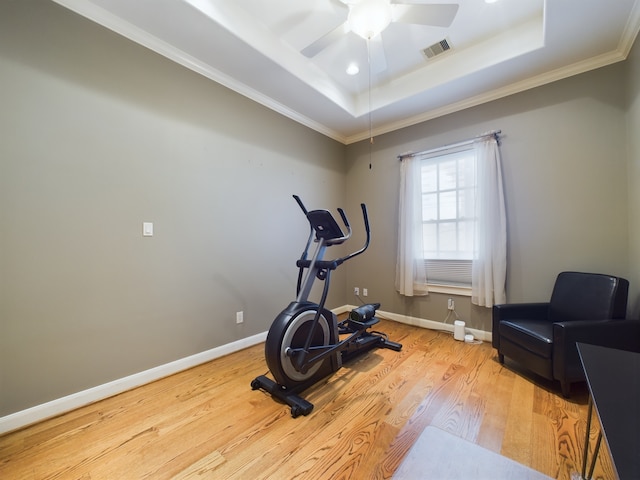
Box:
142 222 153 236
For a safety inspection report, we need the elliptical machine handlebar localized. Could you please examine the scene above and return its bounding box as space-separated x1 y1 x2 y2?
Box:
293 194 308 215
338 203 370 264
336 207 350 233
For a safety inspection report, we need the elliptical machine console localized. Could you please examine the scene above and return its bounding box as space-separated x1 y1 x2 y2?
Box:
251 195 402 417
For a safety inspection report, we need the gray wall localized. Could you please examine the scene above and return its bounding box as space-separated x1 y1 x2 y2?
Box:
345 61 632 332
0 1 346 416
627 37 640 317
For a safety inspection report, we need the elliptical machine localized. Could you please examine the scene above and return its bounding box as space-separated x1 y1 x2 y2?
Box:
251 195 402 417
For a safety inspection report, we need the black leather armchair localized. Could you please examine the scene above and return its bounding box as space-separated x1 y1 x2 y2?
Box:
492 271 638 397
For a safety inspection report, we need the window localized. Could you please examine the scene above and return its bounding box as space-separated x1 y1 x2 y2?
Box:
420 145 476 287
396 132 506 306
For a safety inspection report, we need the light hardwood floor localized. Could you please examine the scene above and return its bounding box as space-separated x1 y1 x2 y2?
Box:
0 319 614 479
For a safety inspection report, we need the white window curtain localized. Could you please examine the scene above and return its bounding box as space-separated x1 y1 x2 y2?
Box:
395 155 428 296
395 133 507 306
471 136 507 307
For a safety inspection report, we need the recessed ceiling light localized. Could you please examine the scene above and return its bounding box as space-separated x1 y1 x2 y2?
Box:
485 0 499 3
346 63 360 75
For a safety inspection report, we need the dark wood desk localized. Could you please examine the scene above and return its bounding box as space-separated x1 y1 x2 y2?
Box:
577 343 640 480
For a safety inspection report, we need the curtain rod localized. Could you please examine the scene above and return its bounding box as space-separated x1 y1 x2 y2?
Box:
397 129 502 161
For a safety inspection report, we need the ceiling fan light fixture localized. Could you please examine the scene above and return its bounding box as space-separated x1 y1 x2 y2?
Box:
348 0 393 40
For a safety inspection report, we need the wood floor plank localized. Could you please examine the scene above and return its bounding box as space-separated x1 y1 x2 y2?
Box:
173 450 226 479
503 373 536 465
475 353 515 452
0 320 614 480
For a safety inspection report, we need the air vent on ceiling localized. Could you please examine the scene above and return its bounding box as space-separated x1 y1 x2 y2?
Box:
422 38 452 59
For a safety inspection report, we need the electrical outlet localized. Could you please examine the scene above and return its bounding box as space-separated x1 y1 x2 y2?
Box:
236 311 244 324
448 298 454 310
363 288 368 297
354 287 359 296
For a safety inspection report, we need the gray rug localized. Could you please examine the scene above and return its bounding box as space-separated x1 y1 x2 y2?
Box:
393 426 553 480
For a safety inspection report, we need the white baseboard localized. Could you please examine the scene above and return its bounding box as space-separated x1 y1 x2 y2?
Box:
343 304 492 343
0 306 491 435
0 332 267 435
331 304 353 315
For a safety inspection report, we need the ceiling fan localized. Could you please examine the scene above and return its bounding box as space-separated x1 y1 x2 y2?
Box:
301 0 459 69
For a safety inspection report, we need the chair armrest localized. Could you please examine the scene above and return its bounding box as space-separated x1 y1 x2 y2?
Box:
492 303 550 348
553 319 640 383
554 318 640 350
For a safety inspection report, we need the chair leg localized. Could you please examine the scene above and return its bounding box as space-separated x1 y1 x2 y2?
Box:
561 381 571 398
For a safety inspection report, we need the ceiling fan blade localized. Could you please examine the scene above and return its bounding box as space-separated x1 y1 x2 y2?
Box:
393 4 459 28
301 22 348 58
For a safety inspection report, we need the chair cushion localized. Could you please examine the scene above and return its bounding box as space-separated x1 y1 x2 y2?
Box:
499 319 553 358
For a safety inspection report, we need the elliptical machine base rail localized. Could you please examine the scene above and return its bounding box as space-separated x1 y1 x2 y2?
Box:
251 196 402 418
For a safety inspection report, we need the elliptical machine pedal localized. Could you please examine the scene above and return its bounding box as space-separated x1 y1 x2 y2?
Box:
343 303 381 331
251 196 402 417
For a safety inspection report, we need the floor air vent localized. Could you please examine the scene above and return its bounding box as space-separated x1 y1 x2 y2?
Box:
422 38 451 59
